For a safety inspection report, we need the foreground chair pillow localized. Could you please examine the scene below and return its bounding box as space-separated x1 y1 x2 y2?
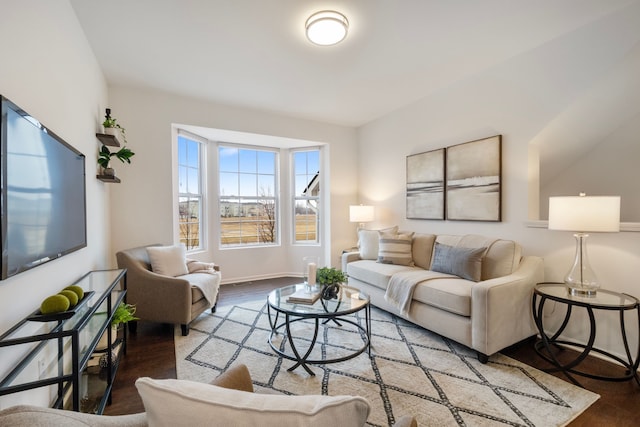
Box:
136 377 371 427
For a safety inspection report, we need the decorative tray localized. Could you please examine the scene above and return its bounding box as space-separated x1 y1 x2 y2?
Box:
27 291 95 322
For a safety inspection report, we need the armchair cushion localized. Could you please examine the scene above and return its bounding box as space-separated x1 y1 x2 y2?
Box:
146 245 188 277
136 377 370 427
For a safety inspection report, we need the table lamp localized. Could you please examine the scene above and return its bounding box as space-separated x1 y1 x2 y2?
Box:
349 205 374 231
548 193 620 297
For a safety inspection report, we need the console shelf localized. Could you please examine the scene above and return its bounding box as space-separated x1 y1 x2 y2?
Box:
0 269 127 414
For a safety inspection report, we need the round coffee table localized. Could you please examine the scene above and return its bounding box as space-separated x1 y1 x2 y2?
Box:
267 284 371 375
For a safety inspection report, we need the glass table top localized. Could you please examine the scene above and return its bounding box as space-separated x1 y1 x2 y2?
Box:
535 282 639 309
268 284 369 317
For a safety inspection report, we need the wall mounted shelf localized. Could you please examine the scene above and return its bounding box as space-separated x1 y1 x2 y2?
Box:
95 133 121 147
96 175 121 183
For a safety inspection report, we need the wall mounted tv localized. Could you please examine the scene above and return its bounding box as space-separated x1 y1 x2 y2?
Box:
0 95 87 280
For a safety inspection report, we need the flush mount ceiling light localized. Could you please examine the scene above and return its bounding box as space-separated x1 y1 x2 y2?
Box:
305 10 349 46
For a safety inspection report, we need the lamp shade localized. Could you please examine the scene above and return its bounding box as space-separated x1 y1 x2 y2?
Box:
349 205 374 223
548 195 620 232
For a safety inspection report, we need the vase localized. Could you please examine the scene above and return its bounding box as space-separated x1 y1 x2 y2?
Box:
96 325 119 351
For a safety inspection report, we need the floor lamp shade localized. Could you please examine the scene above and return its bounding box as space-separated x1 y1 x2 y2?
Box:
548 195 620 296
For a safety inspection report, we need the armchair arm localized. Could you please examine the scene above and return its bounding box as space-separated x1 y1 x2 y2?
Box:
471 256 544 356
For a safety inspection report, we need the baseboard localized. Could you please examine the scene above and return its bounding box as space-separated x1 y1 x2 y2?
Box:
220 272 302 286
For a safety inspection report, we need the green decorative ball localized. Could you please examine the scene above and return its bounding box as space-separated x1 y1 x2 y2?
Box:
64 285 84 301
40 294 70 314
58 290 78 307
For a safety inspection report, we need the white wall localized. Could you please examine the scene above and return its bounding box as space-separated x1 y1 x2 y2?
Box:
357 7 640 361
107 85 358 282
0 1 109 408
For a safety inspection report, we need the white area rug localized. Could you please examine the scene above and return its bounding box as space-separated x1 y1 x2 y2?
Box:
175 300 599 427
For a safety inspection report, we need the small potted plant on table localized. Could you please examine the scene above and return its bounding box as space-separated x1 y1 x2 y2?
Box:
316 267 347 300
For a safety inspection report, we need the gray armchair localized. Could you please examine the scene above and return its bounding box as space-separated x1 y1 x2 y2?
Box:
116 244 221 336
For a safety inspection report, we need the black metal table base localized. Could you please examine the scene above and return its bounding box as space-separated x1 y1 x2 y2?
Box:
532 291 640 387
267 303 371 376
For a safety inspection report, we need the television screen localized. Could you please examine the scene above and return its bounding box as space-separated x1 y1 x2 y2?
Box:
1 96 87 280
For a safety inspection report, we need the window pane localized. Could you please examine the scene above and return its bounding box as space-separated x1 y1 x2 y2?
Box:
219 147 238 172
239 149 256 173
178 137 187 164
257 151 275 174
187 167 199 194
239 173 256 196
220 172 238 196
178 166 187 193
187 141 199 168
257 174 274 196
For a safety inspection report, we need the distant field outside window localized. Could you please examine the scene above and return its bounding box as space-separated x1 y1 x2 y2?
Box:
219 147 278 246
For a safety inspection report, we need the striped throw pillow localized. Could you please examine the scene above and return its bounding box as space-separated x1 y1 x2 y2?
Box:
377 231 414 266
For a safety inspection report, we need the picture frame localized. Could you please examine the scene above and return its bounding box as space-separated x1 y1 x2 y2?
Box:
446 135 502 221
406 148 445 220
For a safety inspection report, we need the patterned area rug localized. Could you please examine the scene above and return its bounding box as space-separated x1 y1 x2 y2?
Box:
175 300 598 427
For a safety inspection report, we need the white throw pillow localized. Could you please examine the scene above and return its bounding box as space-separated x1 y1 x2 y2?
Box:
135 377 370 427
358 226 398 260
146 245 188 277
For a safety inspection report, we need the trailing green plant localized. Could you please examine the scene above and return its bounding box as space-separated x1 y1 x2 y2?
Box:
98 144 135 169
102 108 127 143
111 302 138 327
316 267 347 286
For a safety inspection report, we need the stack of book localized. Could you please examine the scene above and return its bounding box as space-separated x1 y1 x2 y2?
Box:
286 289 321 304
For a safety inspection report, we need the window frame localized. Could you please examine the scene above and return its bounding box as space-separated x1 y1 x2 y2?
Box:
291 148 321 245
177 132 205 252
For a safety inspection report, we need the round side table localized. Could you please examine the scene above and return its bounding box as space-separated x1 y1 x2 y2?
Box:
532 282 640 387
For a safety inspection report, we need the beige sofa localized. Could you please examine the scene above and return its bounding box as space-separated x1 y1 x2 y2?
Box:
342 231 544 362
0 365 417 427
116 244 221 336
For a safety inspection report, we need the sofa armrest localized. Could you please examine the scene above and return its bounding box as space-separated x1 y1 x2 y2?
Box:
471 256 544 356
341 251 361 271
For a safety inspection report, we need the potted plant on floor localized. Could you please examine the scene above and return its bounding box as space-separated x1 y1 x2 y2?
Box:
316 267 347 300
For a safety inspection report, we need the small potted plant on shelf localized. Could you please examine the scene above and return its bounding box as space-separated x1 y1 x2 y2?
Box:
102 108 126 144
97 144 135 177
96 302 138 351
316 267 347 300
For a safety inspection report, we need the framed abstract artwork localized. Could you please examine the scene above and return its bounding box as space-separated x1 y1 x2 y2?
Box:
406 148 445 220
446 135 502 221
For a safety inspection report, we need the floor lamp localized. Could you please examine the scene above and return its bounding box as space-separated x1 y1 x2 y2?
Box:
548 194 620 297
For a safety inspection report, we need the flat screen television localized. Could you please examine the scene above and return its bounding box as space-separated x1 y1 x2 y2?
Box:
0 95 87 280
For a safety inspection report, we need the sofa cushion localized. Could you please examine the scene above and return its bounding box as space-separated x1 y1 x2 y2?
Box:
434 235 521 280
377 231 414 266
135 377 370 427
358 226 398 260
411 233 437 269
347 260 418 290
430 243 486 282
146 245 188 277
412 277 474 317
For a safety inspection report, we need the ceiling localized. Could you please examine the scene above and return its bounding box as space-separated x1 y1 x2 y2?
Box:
70 0 638 128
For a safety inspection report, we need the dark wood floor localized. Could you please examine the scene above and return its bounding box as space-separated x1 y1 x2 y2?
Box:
104 277 639 426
